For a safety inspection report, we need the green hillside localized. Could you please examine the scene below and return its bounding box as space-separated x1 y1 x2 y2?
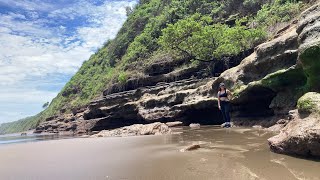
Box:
0 116 39 134
0 0 307 134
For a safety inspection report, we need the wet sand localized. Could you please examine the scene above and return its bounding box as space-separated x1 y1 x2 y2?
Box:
0 126 319 180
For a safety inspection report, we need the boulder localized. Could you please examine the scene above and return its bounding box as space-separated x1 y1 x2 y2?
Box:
166 121 183 127
220 122 235 128
91 122 171 138
180 144 201 152
252 125 263 129
297 92 320 115
189 123 200 128
268 92 320 158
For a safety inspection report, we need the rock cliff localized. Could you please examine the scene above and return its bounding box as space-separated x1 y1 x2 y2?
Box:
267 3 320 158
33 1 320 158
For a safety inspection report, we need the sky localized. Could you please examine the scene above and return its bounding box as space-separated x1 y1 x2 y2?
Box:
0 0 137 124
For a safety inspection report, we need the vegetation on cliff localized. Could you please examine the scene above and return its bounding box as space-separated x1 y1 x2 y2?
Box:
0 116 38 134
0 0 308 134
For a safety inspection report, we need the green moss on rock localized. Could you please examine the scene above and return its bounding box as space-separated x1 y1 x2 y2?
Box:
299 45 320 91
297 92 320 115
260 67 307 91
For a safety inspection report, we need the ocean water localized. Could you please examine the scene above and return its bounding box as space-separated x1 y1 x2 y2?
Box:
0 133 71 145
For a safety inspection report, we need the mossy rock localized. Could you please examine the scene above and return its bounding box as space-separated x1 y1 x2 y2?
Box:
230 67 308 109
260 67 307 91
297 92 320 115
299 45 320 91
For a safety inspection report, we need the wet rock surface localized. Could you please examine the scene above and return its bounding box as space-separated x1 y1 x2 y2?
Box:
180 144 201 152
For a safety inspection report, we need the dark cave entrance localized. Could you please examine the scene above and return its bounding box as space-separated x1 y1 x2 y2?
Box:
180 86 276 125
232 86 277 118
183 107 224 125
180 100 224 125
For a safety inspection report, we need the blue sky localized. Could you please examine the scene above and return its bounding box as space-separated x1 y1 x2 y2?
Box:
0 0 137 124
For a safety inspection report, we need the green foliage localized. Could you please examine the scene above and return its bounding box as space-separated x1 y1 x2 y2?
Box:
107 0 165 66
42 102 49 109
254 0 302 27
118 71 128 84
0 115 39 134
159 14 266 61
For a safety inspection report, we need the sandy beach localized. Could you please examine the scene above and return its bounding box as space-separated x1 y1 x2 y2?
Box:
0 127 319 180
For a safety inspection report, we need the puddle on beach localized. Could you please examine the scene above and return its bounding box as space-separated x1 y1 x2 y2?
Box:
0 126 319 180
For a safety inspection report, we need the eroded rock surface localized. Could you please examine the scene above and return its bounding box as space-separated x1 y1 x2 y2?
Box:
268 92 320 158
268 3 320 158
91 122 171 137
35 78 223 134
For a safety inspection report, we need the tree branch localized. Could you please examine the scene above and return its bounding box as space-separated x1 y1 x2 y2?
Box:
174 46 217 62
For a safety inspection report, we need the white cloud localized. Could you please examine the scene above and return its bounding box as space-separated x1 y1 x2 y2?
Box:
0 0 56 11
0 88 57 104
0 0 138 123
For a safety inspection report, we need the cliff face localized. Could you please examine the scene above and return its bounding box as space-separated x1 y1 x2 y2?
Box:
33 23 296 133
268 3 320 158
1 0 319 158
1 0 281 133
34 2 320 158
36 2 319 131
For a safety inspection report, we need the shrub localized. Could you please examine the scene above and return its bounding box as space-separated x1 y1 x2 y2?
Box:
254 0 302 27
118 71 128 84
159 14 266 62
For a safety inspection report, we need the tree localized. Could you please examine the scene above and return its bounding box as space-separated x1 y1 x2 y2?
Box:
125 6 133 16
159 14 266 62
42 102 49 109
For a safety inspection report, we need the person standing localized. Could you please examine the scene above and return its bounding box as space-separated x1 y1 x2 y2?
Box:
217 83 232 128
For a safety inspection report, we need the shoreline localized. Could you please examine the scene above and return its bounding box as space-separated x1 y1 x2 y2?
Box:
0 126 319 180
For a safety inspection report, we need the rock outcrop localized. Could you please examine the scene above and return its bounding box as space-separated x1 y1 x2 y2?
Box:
91 122 171 137
297 3 320 91
35 3 318 136
268 93 320 158
180 144 201 152
34 3 320 159
35 78 223 134
268 3 320 158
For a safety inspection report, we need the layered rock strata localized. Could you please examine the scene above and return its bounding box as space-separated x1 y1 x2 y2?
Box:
35 2 320 159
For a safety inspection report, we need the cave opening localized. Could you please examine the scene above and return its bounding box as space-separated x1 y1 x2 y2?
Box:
181 106 224 125
180 86 276 125
233 86 277 118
